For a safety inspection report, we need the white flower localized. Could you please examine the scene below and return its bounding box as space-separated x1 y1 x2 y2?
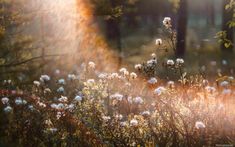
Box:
134 64 142 70
28 105 34 111
141 111 150 116
148 77 158 84
44 88 51 93
38 102 46 108
133 97 144 104
167 59 174 66
15 97 27 105
222 60 227 65
86 79 95 85
98 73 108 79
55 69 60 75
4 106 12 113
67 104 75 111
115 114 123 120
195 121 206 129
33 81 40 86
110 93 123 101
163 17 171 28
151 53 157 58
102 116 111 122
130 119 138 126
154 87 166 95
119 68 127 73
88 61 96 69
57 103 65 110
58 79 66 85
167 81 174 86
228 76 234 81
58 96 68 102
205 86 216 93
4 79 12 84
51 103 58 109
155 39 163 46
147 59 157 67
57 87 65 93
68 74 77 81
74 95 82 102
176 58 184 64
40 75 50 82
120 121 127 127
1 97 9 105
130 72 137 79
110 73 119 79
220 81 229 87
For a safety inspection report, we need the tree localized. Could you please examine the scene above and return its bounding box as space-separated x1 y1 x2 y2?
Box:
221 0 234 52
176 0 188 57
0 0 40 85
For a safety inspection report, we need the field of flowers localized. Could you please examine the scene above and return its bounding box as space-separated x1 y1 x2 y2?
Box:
1 17 235 147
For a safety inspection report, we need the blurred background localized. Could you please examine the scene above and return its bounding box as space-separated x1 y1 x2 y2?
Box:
0 0 234 85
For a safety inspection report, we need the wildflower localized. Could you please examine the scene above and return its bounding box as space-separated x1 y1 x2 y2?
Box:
163 17 171 28
154 87 167 95
167 59 174 66
57 87 65 93
167 81 175 87
133 97 144 104
110 73 119 79
220 81 229 87
58 96 68 103
148 77 158 84
57 103 65 110
222 60 227 65
44 88 51 94
15 97 27 105
147 59 157 67
88 61 96 69
176 58 184 64
1 97 9 105
74 95 82 102
40 75 50 83
141 111 150 116
33 81 40 86
130 72 137 79
51 103 58 109
205 86 216 93
58 79 66 85
68 74 76 81
55 69 60 75
119 68 127 73
120 121 127 127
195 121 206 129
130 119 138 126
56 112 64 120
86 79 95 86
4 79 12 84
110 93 123 101
98 73 108 79
134 64 142 70
102 116 111 122
28 105 34 111
155 39 163 46
115 114 123 120
228 76 234 81
4 106 12 113
67 104 75 111
38 102 46 108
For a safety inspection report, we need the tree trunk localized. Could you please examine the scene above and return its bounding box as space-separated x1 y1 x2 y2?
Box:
221 0 234 52
176 0 188 57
